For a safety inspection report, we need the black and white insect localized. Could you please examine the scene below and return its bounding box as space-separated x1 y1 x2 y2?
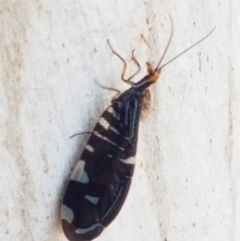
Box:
61 25 215 241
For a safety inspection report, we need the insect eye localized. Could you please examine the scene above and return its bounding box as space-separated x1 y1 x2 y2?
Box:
149 70 154 75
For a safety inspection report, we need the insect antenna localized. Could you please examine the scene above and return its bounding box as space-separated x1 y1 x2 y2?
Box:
159 26 216 71
155 16 174 70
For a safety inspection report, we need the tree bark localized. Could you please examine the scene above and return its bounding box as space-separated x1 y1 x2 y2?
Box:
0 0 239 241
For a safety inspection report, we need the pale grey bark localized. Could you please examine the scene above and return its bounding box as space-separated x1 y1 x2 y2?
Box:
0 0 239 241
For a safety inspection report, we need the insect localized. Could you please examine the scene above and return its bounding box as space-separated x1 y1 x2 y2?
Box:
61 23 215 241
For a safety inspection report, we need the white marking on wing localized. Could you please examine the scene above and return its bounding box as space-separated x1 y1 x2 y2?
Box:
93 131 124 151
107 107 119 119
99 117 110 129
119 157 135 165
61 205 74 223
71 160 89 183
75 223 103 234
85 145 94 152
84 195 100 205
110 126 120 134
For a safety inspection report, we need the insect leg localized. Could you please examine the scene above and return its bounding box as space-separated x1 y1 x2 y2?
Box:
70 132 92 138
101 86 121 101
125 50 141 83
107 40 141 86
100 85 121 101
